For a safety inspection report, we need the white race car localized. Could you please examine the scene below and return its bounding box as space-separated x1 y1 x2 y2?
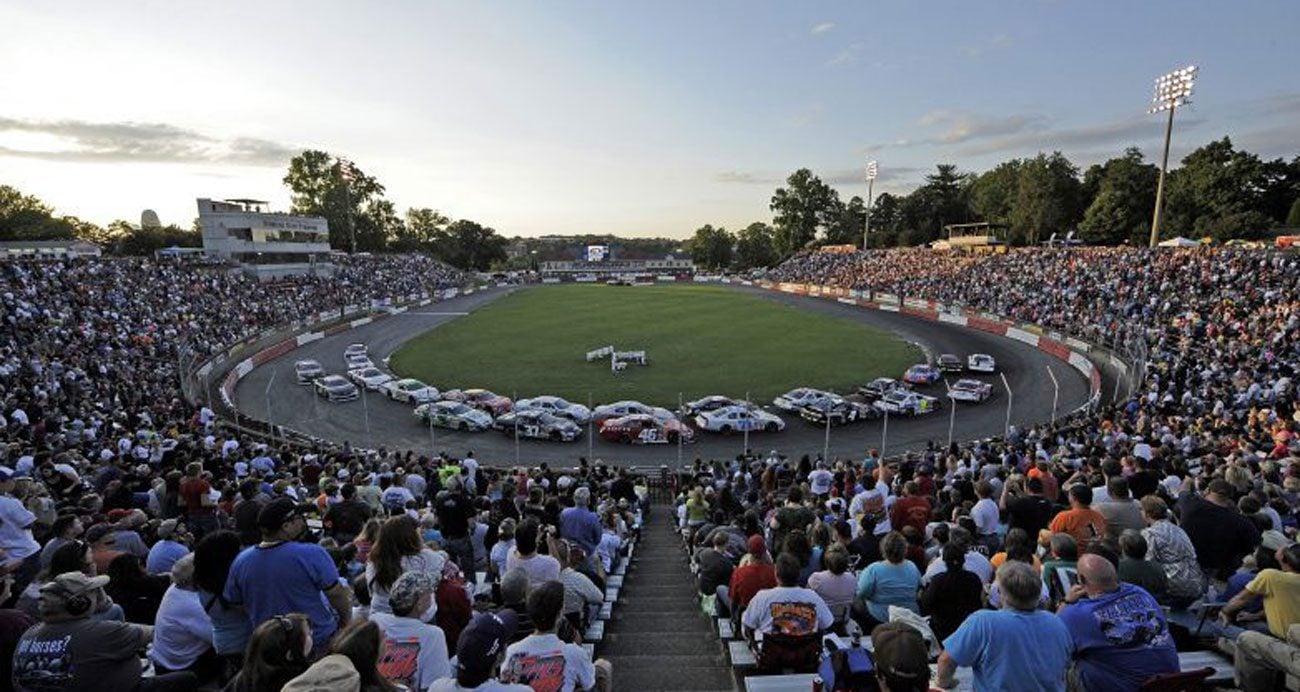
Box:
772 388 834 412
694 405 786 434
514 395 592 425
874 390 941 416
414 400 494 431
346 366 392 391
345 353 374 370
967 353 997 373
859 377 906 400
294 359 323 384
680 395 753 417
344 343 368 359
948 379 993 403
384 378 440 403
591 400 677 424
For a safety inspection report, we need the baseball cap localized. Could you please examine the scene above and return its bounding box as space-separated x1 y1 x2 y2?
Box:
747 535 766 556
388 571 437 615
84 524 115 545
457 610 519 676
871 621 930 683
157 519 181 540
0 466 13 482
40 572 110 614
258 497 303 532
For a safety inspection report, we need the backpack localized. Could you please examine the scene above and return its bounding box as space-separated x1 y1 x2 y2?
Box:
818 637 877 692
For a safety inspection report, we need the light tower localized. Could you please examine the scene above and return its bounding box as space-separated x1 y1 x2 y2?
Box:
1147 65 1197 248
863 160 878 249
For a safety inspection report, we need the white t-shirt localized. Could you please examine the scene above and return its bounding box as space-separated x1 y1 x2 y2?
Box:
151 585 214 670
501 633 595 692
0 495 40 560
505 551 561 588
490 539 515 577
427 677 532 692
368 612 450 691
808 469 834 496
970 498 1000 536
923 551 994 584
741 586 834 635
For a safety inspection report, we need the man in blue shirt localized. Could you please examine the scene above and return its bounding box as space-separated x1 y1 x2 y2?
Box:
559 487 602 569
937 561 1072 691
224 497 352 653
1057 554 1178 691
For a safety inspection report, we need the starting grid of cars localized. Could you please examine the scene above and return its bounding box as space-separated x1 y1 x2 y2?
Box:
292 344 1000 446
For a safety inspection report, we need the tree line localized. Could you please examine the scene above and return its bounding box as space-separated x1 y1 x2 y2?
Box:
686 136 1300 270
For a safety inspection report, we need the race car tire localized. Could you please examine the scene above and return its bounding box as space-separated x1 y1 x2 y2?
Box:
720 425 733 435
459 422 469 431
550 430 563 442
620 433 633 444
765 422 779 433
667 431 679 444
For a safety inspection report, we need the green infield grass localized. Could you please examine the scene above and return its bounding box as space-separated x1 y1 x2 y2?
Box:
389 284 919 407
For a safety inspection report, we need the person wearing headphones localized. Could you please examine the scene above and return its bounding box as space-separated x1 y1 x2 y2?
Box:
12 571 195 691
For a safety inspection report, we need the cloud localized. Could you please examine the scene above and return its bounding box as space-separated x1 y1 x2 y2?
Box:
714 166 922 187
961 32 1014 58
866 109 1047 152
955 114 1206 157
0 116 298 166
811 22 835 34
713 171 778 185
825 42 862 67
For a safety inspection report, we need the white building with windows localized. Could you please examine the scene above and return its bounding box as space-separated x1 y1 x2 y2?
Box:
196 198 334 278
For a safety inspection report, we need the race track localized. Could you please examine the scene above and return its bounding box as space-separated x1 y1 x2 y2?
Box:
235 284 1091 467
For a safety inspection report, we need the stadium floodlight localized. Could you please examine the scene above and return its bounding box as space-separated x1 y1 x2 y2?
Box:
863 160 879 249
1147 65 1197 248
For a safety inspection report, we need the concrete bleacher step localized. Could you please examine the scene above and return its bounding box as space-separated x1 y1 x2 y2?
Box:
601 632 719 656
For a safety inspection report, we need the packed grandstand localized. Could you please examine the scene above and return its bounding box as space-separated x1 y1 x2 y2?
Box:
0 245 1297 691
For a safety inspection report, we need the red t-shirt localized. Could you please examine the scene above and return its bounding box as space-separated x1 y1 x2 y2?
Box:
179 477 214 515
729 563 777 610
890 496 932 535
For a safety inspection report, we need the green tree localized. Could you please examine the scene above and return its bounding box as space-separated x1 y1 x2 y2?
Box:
431 219 508 271
893 164 972 246
115 223 203 256
1163 137 1283 241
1078 148 1159 245
687 224 734 270
969 159 1023 226
865 192 902 247
734 222 776 270
282 150 386 251
0 185 78 241
770 169 841 257
404 208 452 250
1009 152 1081 245
353 199 403 252
824 195 867 246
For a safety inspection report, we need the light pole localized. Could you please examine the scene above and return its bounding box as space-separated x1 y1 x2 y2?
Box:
336 158 359 254
264 369 277 445
1045 365 1060 424
1147 65 1197 248
945 379 956 448
863 160 878 249
999 372 1013 438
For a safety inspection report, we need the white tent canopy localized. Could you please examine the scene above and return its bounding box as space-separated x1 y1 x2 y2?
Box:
1157 236 1199 248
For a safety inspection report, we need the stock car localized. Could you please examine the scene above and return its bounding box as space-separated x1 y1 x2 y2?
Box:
591 400 677 424
442 388 514 416
414 400 494 431
772 388 834 413
347 366 393 391
874 390 941 416
799 396 881 426
513 396 592 424
494 409 582 442
345 353 374 370
383 378 440 403
598 414 695 444
937 354 963 372
294 359 323 384
903 364 942 385
948 378 993 403
967 353 997 373
344 343 368 359
314 375 359 402
858 377 906 400
695 405 786 434
680 395 753 417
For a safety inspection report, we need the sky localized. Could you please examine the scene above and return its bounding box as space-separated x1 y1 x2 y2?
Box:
1 1 1298 238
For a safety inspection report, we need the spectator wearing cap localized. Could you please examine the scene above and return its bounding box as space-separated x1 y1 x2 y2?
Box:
370 570 450 690
151 554 219 683
1180 478 1262 582
0 465 42 600
936 561 1072 691
223 496 352 653
146 519 190 576
1223 543 1300 639
428 609 532 691
501 580 611 692
13 572 195 691
716 534 777 620
871 621 932 692
1057 554 1178 690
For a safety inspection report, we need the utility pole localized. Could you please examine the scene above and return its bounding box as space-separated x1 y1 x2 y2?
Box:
1147 66 1197 248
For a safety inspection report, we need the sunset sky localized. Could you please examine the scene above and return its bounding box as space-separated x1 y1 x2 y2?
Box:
2 1 1297 237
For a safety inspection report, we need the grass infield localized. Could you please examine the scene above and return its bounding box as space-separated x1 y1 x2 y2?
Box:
390 284 919 407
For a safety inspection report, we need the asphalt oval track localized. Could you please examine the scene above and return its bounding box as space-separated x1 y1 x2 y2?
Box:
235 285 1090 467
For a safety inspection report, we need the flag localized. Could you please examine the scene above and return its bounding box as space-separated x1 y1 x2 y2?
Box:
336 158 358 182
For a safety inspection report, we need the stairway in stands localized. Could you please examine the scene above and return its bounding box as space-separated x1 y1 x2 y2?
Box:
601 507 736 691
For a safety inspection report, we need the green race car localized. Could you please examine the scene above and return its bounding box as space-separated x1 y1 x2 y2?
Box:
413 400 494 432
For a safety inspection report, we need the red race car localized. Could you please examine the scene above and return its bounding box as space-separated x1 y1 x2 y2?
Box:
441 388 513 416
598 414 695 445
